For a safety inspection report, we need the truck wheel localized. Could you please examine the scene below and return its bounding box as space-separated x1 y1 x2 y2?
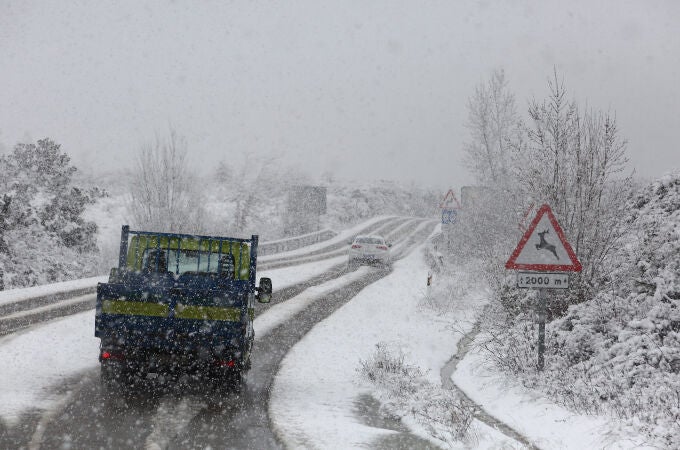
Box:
100 365 120 393
220 371 244 394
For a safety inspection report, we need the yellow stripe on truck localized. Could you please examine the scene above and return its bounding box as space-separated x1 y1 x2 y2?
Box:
102 300 169 317
175 304 241 321
102 300 249 322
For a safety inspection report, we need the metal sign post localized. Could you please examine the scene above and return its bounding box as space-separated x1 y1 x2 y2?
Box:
439 189 460 253
537 288 547 371
505 204 582 372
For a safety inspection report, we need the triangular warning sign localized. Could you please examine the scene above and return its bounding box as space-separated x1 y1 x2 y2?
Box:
439 189 461 209
505 204 582 272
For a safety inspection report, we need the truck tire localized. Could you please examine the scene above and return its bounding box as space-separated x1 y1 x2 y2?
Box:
217 370 244 394
230 371 245 393
100 365 120 394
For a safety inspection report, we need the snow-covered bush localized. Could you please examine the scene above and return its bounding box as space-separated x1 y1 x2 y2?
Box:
358 342 474 445
0 139 102 288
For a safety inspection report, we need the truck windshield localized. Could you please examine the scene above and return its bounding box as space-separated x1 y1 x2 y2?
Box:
142 248 224 274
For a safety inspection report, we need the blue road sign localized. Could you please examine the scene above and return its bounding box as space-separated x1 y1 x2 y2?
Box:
441 209 457 224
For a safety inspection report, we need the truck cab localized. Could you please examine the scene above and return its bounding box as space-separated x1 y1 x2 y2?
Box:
95 225 272 390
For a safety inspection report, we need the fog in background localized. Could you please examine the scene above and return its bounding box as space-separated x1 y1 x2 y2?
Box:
1 0 678 188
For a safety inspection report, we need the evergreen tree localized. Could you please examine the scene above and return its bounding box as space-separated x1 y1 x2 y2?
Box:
0 138 100 287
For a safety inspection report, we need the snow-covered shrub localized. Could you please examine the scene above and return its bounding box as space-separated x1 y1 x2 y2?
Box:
358 342 474 445
358 342 423 396
476 303 538 375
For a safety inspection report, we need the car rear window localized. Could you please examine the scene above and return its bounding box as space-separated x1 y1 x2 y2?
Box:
355 237 384 244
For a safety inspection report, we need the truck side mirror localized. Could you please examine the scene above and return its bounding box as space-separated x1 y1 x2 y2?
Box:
257 277 272 303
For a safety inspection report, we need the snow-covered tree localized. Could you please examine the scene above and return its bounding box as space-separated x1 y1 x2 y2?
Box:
463 68 521 188
456 70 526 291
0 138 100 287
127 130 206 233
518 71 633 304
458 69 633 308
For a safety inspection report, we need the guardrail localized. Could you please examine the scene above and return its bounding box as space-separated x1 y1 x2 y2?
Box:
257 229 337 256
0 276 107 316
0 218 408 335
0 229 339 316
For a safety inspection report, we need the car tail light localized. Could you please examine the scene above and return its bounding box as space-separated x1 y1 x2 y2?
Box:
377 245 388 250
351 244 361 249
217 360 236 367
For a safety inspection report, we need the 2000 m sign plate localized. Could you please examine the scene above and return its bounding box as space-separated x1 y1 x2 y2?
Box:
517 272 570 289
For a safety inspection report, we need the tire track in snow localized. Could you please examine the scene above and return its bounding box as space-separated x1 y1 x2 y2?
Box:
440 320 541 450
144 396 205 450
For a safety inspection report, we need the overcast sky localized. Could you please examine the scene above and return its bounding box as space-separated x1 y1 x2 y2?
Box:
1 0 679 189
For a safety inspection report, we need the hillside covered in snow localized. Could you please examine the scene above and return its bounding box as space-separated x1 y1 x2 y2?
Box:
478 171 680 446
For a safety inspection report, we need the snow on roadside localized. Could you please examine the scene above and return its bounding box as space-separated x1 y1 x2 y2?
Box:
452 344 656 449
269 239 515 449
0 310 99 427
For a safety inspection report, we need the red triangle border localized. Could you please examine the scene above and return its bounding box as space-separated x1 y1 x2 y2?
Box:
439 189 461 209
505 204 582 272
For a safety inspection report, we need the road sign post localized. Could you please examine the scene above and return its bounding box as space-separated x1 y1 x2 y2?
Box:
537 288 547 371
439 189 461 252
505 204 582 371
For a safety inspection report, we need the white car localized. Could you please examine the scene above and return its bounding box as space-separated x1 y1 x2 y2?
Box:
348 235 392 269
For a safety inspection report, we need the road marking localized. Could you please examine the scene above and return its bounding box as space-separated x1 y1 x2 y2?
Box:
440 319 540 450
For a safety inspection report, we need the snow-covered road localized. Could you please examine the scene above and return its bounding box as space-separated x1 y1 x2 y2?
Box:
0 217 651 449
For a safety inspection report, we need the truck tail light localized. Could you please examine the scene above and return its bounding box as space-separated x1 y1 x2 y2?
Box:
377 245 388 250
101 351 124 361
217 359 236 367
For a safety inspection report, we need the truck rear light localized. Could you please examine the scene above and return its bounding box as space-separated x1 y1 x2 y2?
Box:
101 351 124 361
351 244 361 249
376 245 388 250
217 359 236 367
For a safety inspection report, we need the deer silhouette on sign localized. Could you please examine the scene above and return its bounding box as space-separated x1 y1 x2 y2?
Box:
535 229 559 260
